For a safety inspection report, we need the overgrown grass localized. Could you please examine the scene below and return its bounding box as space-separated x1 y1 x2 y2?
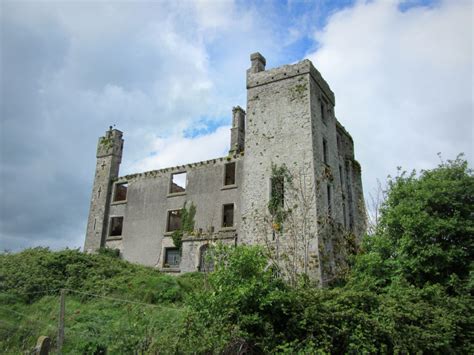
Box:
0 248 205 353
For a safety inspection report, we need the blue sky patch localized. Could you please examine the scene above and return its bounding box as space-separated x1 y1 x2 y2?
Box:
183 116 229 138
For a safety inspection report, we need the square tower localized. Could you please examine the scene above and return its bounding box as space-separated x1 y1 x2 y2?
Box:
240 53 364 285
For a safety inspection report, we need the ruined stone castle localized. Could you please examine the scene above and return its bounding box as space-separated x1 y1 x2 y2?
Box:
84 53 366 285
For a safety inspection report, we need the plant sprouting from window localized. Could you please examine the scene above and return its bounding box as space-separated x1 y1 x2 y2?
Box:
172 201 196 250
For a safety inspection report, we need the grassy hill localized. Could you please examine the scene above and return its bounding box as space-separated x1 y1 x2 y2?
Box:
0 248 205 353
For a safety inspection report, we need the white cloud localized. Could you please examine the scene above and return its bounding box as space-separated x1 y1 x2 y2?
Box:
127 126 231 174
307 0 473 195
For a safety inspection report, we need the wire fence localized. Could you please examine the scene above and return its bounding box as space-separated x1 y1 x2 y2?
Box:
0 288 183 354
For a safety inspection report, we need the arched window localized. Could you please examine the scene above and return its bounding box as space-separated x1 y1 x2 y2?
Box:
199 244 214 272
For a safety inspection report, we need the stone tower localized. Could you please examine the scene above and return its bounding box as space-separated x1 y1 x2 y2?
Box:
240 53 364 284
84 127 124 253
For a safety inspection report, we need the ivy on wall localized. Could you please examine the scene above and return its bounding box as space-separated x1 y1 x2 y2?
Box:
268 163 293 231
172 202 196 250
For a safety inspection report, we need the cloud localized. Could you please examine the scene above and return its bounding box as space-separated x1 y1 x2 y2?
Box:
128 126 231 174
0 0 303 251
306 0 473 196
0 1 223 251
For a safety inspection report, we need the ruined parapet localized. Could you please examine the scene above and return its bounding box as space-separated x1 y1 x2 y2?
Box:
84 127 124 253
229 106 245 154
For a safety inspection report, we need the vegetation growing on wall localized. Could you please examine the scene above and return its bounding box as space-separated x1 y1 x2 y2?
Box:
171 201 196 250
268 163 293 230
98 136 114 150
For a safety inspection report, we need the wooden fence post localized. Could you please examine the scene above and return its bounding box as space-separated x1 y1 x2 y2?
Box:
57 289 65 353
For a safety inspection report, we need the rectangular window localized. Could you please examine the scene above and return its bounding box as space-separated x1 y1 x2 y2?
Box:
339 165 344 190
222 204 234 227
323 138 328 164
271 176 285 209
109 216 123 237
164 248 181 268
113 182 128 202
167 210 182 232
170 172 186 193
342 202 347 227
327 184 332 216
224 162 236 186
320 101 326 123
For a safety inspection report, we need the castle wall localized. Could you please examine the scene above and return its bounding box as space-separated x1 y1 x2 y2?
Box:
104 156 243 270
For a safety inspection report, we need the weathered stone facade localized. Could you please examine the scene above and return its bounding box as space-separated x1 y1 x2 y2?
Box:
84 53 366 285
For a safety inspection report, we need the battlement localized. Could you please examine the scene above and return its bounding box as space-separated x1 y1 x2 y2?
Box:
246 55 335 105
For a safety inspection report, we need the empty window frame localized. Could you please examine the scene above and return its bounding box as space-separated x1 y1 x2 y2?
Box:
320 98 328 124
339 165 344 190
270 175 285 210
109 216 124 237
342 202 347 227
113 182 128 202
164 248 181 268
224 162 236 186
327 184 332 216
222 204 234 227
167 210 182 232
323 138 328 164
170 172 187 193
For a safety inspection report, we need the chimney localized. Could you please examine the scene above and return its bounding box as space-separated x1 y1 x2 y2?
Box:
249 52 266 73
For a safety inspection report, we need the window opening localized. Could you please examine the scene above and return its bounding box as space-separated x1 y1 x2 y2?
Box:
113 182 128 202
327 184 332 216
339 165 344 190
320 101 326 123
222 204 234 227
323 138 328 164
109 217 123 237
224 162 236 186
170 172 187 193
164 248 180 268
343 202 347 227
167 210 182 232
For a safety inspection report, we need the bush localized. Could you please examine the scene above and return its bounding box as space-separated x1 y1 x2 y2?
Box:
0 247 200 304
355 155 474 290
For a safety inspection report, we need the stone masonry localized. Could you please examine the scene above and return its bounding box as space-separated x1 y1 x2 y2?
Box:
84 53 366 285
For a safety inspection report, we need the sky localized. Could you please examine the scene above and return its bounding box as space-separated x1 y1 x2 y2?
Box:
1 0 472 251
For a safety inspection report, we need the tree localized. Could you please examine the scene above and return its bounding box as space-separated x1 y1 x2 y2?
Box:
356 154 474 289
